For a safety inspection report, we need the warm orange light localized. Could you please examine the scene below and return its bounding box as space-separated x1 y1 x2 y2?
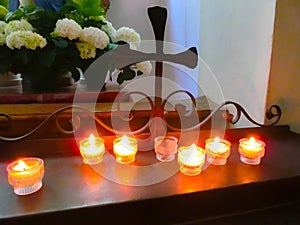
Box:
13 160 28 171
243 137 262 151
113 135 137 164
79 134 105 165
205 137 231 165
178 144 205 176
239 137 266 165
7 158 44 195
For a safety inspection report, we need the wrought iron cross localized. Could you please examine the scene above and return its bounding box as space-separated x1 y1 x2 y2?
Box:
113 6 198 137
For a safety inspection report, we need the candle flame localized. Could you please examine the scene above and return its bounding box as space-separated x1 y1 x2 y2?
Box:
249 137 256 146
13 160 28 171
89 134 95 146
190 144 197 151
121 135 130 144
213 137 221 144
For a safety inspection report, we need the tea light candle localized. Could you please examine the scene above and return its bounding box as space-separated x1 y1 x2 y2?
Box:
154 136 178 162
178 144 206 176
205 137 231 165
113 135 137 164
80 134 105 165
239 137 266 165
7 157 44 195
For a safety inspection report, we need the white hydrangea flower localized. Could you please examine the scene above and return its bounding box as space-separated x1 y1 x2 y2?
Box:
0 21 6 46
0 21 6 34
76 41 96 59
114 27 141 49
0 34 5 46
5 19 33 35
101 20 116 40
6 30 47 50
136 61 152 75
54 18 82 40
80 27 109 50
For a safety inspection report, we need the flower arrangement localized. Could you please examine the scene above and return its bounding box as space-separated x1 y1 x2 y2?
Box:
0 0 152 92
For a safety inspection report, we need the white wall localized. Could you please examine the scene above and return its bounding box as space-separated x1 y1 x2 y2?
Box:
267 0 300 134
199 0 277 127
108 0 300 130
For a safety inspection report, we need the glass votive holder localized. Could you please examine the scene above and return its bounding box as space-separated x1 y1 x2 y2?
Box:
154 136 178 162
239 137 266 165
7 157 44 195
113 135 138 164
80 134 105 165
205 137 231 165
178 144 206 176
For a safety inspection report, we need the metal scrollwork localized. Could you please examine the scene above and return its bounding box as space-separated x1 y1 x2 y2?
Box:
0 7 282 142
0 113 12 131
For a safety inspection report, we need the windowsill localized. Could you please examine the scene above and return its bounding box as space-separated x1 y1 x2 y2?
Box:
0 125 299 224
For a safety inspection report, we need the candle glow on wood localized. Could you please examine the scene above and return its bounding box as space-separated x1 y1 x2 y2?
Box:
205 137 231 165
79 134 105 165
113 135 137 164
7 157 44 195
178 144 205 176
239 137 266 165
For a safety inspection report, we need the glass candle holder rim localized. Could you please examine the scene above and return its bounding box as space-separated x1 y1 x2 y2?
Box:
113 136 138 145
80 136 105 146
154 136 178 148
154 136 178 142
205 137 231 146
7 157 44 174
178 144 205 154
239 137 266 147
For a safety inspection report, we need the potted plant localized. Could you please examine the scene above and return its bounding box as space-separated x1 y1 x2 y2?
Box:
0 0 152 93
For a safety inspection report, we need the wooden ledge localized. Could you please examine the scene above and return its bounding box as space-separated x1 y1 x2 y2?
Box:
0 126 299 224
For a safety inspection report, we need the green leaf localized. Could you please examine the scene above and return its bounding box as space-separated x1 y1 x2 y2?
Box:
107 43 118 51
122 67 135 81
0 5 8 20
5 8 25 21
0 0 9 9
117 72 124 85
66 0 105 17
52 38 69 49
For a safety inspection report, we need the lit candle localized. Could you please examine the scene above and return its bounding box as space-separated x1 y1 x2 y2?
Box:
80 134 105 165
178 144 206 176
154 136 178 162
239 137 266 165
7 157 44 195
113 135 137 164
205 137 231 165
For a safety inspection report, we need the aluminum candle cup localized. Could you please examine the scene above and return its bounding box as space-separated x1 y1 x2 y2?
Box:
178 144 206 176
154 136 178 162
7 157 44 195
205 137 231 165
80 134 105 165
113 135 138 164
239 137 266 165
